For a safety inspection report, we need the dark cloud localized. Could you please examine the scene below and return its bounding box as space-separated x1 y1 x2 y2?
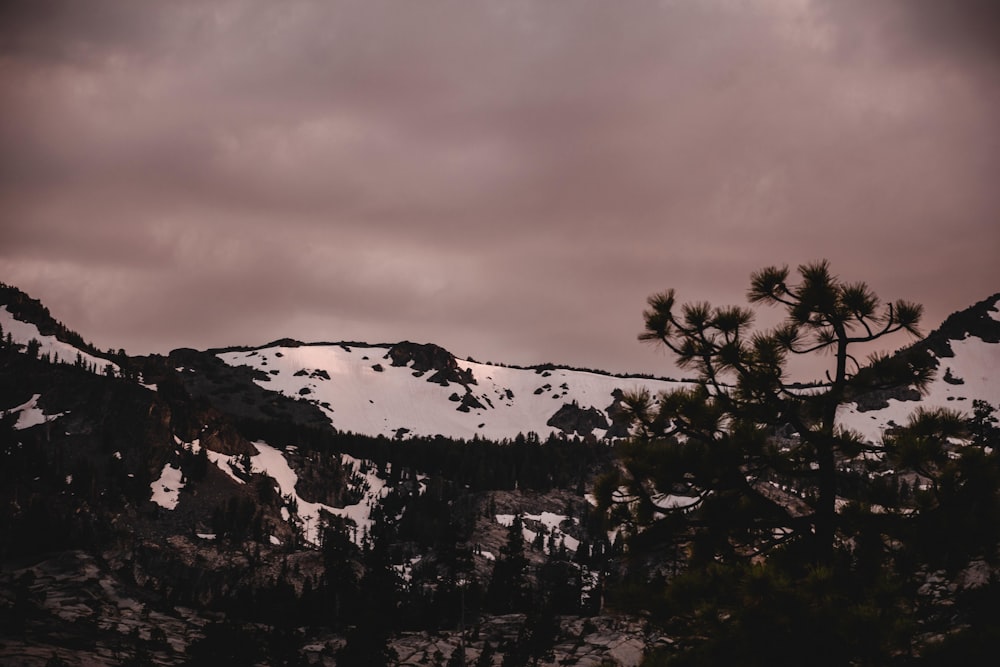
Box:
1 0 997 377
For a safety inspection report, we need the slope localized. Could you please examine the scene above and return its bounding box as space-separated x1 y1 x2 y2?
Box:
216 340 690 441
837 292 1000 442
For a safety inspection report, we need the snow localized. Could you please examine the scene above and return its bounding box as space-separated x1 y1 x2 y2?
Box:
137 373 158 392
171 434 389 544
242 441 339 544
4 394 64 430
217 343 687 441
651 493 701 511
836 335 1000 443
150 464 184 510
1 306 118 376
394 556 422 583
495 512 580 553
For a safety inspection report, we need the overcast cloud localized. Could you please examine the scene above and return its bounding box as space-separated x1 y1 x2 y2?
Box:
1 0 998 377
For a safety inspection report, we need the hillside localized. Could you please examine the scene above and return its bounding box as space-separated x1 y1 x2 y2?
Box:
837 293 1000 441
215 341 689 441
1 283 999 666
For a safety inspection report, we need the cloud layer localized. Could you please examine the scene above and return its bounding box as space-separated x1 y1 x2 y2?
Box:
2 0 998 376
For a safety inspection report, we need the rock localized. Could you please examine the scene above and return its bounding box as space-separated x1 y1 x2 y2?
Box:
546 402 609 437
387 341 476 386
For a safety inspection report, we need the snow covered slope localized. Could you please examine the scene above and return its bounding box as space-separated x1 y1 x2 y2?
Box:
217 294 1000 445
837 294 1000 442
1 305 118 375
217 342 687 441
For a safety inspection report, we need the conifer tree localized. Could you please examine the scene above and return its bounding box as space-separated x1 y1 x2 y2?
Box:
600 262 1000 664
610 261 933 563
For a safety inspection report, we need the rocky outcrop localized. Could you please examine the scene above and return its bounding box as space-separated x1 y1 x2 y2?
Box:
853 386 923 413
457 391 487 413
604 389 634 439
387 341 476 386
199 421 257 456
546 402 609 437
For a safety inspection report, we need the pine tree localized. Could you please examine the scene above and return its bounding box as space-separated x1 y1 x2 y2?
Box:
601 261 1000 665
611 261 932 564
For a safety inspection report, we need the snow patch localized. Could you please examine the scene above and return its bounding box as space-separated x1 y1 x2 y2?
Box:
1 306 118 376
5 394 64 430
495 512 580 553
150 464 184 510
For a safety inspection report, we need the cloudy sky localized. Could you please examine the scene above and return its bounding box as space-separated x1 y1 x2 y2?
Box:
1 0 998 377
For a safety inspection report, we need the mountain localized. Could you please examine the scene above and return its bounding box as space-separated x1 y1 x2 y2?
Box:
5 281 998 447
837 292 1000 441
0 283 120 376
2 282 999 666
211 340 689 441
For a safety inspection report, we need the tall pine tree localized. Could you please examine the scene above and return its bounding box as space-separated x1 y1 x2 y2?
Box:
607 260 932 564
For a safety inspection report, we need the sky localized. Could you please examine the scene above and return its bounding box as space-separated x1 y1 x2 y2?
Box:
1 0 998 378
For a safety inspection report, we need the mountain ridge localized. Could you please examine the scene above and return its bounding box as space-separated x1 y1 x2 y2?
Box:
2 282 999 665
3 282 998 444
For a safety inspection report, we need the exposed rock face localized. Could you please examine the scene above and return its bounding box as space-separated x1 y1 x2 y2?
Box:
604 389 634 439
387 341 476 386
853 386 923 413
457 391 486 413
926 293 1000 353
167 347 330 429
199 421 257 456
546 402 609 437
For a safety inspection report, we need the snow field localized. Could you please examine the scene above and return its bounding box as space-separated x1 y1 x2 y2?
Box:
495 512 581 553
1 306 119 376
836 335 1000 443
168 435 392 545
218 343 685 441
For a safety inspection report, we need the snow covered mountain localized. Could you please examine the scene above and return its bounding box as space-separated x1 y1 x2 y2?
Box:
837 292 1000 442
214 340 688 441
2 282 999 665
0 283 119 377
4 281 998 448
202 294 1000 445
